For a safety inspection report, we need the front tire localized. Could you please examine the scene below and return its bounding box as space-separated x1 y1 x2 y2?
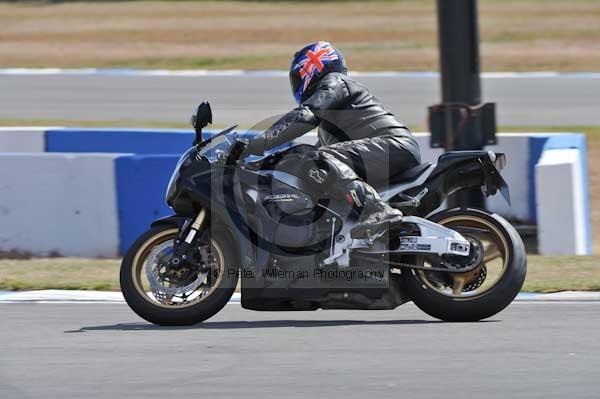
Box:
403 208 527 322
120 225 239 326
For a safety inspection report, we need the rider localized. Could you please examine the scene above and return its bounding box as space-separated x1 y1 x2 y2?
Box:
245 41 421 239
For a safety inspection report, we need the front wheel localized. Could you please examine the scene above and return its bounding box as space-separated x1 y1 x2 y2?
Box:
120 225 239 326
403 208 527 322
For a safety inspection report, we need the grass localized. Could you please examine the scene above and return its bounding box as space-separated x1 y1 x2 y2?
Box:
524 256 600 292
0 0 599 71
0 258 121 291
1 255 599 293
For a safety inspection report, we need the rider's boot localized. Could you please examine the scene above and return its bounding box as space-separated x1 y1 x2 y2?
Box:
345 181 403 240
302 151 403 241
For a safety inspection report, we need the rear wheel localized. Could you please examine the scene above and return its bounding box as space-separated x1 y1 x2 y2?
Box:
403 208 526 322
120 225 239 326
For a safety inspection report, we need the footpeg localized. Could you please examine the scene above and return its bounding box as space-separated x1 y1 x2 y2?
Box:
365 229 386 245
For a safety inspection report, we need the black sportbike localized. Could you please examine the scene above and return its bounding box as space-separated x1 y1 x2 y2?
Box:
120 102 526 325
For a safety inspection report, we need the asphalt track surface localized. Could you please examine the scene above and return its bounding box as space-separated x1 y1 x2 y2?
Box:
1 74 600 127
1 302 599 399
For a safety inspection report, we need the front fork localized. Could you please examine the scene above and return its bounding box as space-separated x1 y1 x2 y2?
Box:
171 209 208 267
183 208 207 244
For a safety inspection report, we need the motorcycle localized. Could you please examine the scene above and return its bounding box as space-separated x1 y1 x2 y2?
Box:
120 102 527 326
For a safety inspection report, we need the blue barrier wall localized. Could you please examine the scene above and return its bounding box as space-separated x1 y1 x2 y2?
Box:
527 136 550 224
46 128 195 154
115 155 180 253
45 128 261 155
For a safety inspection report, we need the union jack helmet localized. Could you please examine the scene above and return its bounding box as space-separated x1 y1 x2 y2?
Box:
289 41 347 104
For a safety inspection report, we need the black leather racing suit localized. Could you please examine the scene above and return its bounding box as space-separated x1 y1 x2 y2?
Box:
257 72 421 239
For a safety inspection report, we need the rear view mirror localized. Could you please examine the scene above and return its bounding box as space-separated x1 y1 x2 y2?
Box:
191 102 212 144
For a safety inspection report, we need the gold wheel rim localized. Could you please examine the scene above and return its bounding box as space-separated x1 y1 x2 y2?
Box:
131 228 225 309
415 215 510 300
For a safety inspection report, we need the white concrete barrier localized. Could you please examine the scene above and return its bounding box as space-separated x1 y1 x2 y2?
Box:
536 149 589 255
0 127 50 152
0 153 121 257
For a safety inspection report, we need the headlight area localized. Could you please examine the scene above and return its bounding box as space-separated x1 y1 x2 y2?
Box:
165 147 197 204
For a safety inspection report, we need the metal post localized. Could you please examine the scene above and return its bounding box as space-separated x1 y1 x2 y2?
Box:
436 0 485 207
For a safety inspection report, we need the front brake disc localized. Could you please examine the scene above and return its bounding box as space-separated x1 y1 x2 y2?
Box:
144 241 208 300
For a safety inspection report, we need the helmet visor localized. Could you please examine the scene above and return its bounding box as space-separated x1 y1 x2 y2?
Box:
289 68 303 104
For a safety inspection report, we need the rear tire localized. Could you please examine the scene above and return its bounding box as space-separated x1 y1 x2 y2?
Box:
403 208 526 322
120 225 239 326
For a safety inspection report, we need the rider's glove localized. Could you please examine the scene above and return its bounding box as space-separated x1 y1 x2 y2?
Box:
245 134 266 156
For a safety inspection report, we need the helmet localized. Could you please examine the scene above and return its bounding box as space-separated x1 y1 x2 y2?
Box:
289 41 347 104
